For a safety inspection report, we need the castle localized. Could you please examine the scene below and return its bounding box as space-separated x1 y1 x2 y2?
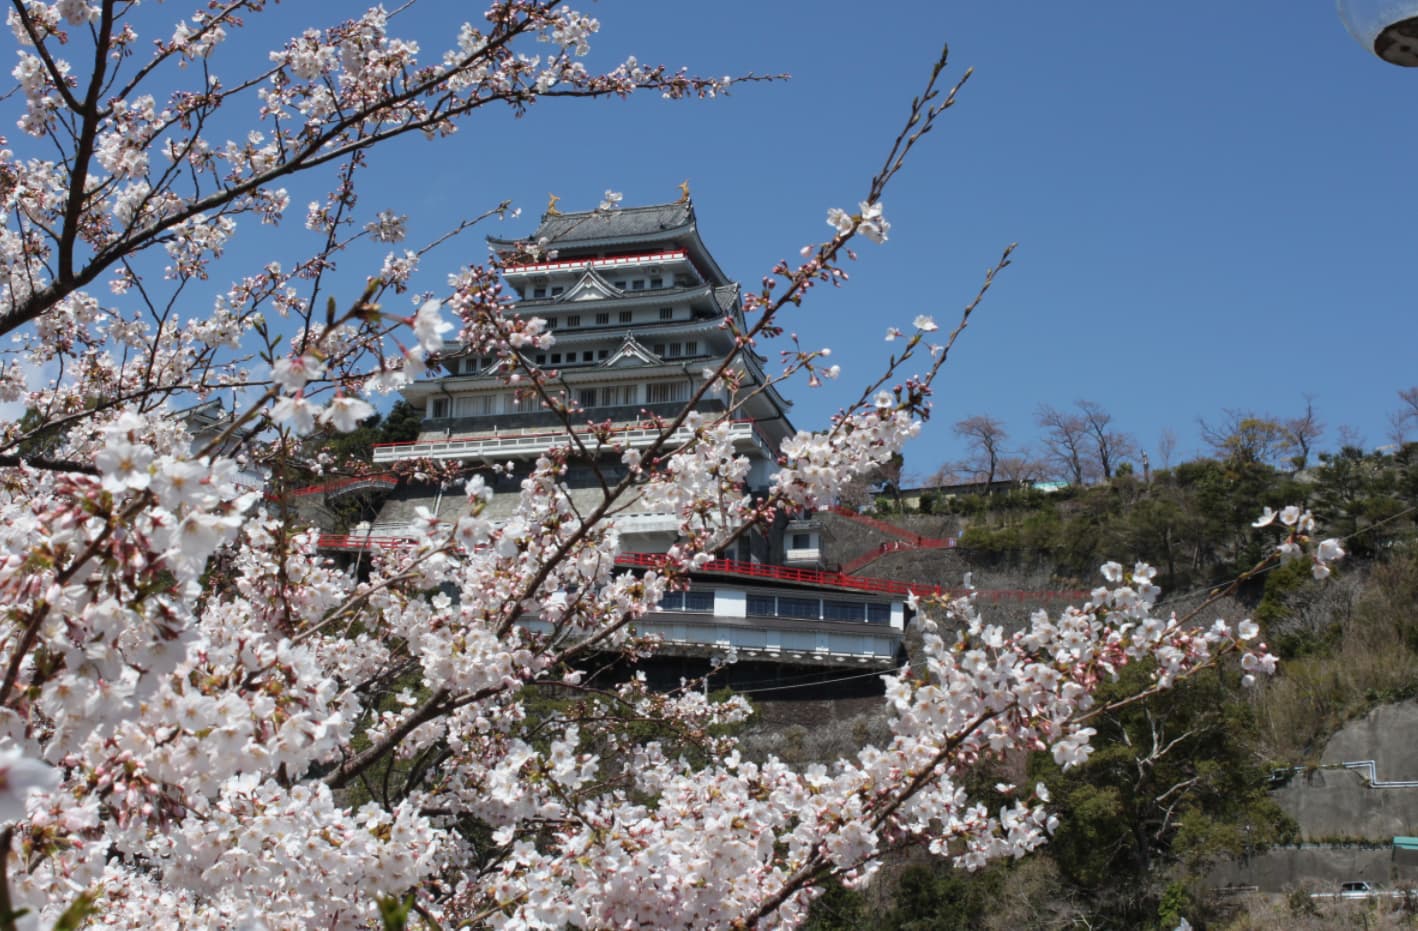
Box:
324 199 913 683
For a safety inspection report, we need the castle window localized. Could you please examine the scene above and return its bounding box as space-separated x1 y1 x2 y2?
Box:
658 590 715 612
532 287 546 299
777 597 819 620
659 307 674 320
597 350 609 360
595 312 610 325
684 340 699 356
619 310 633 324
605 384 637 407
823 600 863 622
582 351 593 363
551 286 563 296
631 279 645 290
650 277 664 289
430 398 449 419
566 315 581 328
646 381 689 405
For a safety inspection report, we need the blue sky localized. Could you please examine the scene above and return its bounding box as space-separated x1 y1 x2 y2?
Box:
204 3 1418 480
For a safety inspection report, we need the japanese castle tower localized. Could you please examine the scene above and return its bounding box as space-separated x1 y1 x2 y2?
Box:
374 200 799 560
354 199 907 679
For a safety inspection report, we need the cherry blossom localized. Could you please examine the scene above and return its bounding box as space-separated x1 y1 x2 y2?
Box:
319 395 376 432
412 299 454 354
0 748 57 823
0 5 1339 928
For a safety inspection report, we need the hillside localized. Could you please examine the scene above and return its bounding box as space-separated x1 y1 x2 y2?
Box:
794 445 1418 930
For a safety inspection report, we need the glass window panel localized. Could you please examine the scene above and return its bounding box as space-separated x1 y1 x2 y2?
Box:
747 595 775 618
824 600 865 622
777 597 819 620
683 590 715 611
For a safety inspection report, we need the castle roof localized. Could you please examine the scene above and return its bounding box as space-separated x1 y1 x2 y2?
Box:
490 201 730 287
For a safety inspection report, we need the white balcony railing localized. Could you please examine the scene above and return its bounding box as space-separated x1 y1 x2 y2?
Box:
373 420 766 464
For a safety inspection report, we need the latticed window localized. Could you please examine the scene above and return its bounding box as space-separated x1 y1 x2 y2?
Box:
646 381 689 405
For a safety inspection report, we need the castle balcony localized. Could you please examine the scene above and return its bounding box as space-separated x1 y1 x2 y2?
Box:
371 418 771 464
522 612 903 669
504 249 694 281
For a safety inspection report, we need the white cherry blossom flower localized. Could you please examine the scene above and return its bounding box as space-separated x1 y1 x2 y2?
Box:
913 314 938 332
95 440 154 494
272 353 325 391
0 747 58 823
366 209 407 243
857 200 890 243
412 299 454 353
319 395 376 432
271 395 318 435
1317 538 1345 563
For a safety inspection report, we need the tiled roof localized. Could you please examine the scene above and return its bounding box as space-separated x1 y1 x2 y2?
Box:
491 202 694 250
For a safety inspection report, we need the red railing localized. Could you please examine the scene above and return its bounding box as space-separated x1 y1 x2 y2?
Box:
288 474 398 498
504 249 688 275
825 506 954 549
312 536 1089 604
839 538 957 574
316 533 416 551
612 552 1088 604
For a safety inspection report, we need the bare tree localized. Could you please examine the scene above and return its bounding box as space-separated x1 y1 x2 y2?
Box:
997 452 1046 485
1077 400 1136 481
1338 423 1366 452
1199 409 1288 467
954 414 1008 489
1390 387 1418 445
1036 404 1091 485
1157 427 1178 471
1281 395 1324 470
